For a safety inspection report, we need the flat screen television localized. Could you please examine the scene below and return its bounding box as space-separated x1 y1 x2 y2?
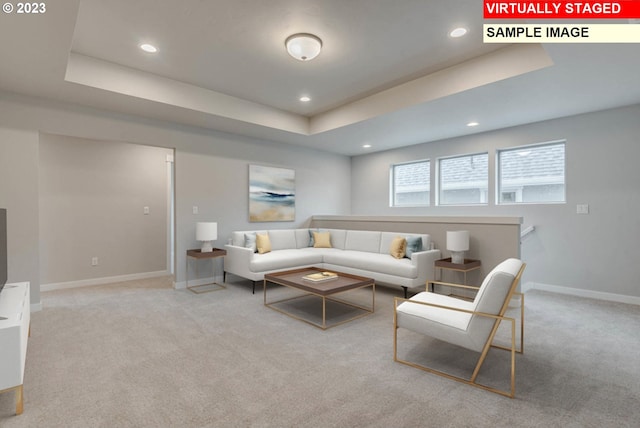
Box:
0 208 7 293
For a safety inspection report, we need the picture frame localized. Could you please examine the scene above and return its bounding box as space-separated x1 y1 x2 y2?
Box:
249 165 295 222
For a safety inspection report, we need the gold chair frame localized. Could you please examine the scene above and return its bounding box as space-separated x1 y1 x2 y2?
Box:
393 263 525 398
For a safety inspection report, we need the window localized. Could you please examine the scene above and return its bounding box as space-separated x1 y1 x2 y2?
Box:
391 160 430 206
438 153 488 205
498 141 565 204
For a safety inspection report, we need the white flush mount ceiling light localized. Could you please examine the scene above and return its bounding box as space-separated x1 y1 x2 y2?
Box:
299 96 311 102
467 121 479 127
140 43 158 53
285 33 322 61
449 27 468 38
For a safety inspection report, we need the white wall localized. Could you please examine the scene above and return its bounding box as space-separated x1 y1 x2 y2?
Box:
0 128 40 305
174 137 351 286
38 133 172 285
351 104 640 301
5 90 636 303
0 92 351 303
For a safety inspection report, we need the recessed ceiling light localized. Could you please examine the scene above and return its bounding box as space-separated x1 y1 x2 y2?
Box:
363 144 372 149
449 27 468 38
140 43 158 53
299 96 311 102
467 121 479 127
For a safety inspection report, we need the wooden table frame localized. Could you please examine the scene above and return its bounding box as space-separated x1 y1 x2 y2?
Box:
264 267 375 330
186 248 227 293
429 257 481 292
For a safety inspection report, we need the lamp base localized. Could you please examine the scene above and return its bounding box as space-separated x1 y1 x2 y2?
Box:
450 251 465 264
200 241 213 253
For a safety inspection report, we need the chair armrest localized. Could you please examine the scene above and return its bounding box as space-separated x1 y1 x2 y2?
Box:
425 280 480 292
394 296 512 323
411 249 441 283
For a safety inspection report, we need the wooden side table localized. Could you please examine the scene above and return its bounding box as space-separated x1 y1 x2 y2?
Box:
186 248 227 294
429 258 481 293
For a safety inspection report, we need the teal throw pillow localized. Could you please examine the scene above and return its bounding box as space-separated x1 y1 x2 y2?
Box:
405 236 423 258
244 232 257 253
308 229 317 247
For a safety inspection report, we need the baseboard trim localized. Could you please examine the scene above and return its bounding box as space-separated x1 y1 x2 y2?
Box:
523 281 640 306
41 271 171 292
31 302 43 312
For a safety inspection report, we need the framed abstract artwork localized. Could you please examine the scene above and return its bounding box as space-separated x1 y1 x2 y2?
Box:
249 165 295 222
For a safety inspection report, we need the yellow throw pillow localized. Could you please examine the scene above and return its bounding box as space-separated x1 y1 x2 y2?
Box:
256 233 271 254
313 231 332 248
390 236 407 259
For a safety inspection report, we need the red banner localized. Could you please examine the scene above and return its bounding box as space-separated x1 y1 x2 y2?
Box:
484 1 640 19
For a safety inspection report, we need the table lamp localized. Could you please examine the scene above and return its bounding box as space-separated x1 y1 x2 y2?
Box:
196 222 217 253
447 230 469 264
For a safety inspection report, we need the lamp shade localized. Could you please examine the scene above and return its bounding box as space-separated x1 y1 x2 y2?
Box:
446 231 469 252
285 33 322 61
196 222 218 241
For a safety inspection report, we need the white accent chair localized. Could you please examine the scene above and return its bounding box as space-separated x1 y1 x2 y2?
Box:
393 258 525 398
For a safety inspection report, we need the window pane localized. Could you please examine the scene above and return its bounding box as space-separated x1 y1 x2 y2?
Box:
439 153 488 205
498 142 565 204
392 161 430 206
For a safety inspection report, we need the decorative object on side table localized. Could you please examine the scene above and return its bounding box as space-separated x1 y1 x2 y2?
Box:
196 222 218 253
446 230 469 264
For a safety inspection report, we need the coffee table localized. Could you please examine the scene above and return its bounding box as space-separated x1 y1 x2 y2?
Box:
263 267 375 330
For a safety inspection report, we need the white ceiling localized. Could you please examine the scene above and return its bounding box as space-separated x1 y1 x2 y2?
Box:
1 0 639 155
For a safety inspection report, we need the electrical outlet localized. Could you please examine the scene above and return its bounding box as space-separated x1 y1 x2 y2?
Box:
576 204 589 214
143 206 150 215
91 257 98 266
193 206 199 214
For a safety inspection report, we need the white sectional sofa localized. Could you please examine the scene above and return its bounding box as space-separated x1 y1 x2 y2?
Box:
223 228 441 296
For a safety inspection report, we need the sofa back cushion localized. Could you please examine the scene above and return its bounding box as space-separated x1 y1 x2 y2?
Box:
267 230 297 251
344 230 382 253
323 229 347 249
295 229 313 248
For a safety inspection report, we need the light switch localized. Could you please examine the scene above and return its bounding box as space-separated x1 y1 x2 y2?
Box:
143 206 150 215
193 206 199 214
576 204 589 214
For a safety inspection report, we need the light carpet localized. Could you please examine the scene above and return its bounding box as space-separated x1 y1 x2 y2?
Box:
1 276 639 427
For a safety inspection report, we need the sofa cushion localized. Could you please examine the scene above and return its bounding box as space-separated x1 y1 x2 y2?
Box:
244 232 257 252
380 232 429 257
232 230 266 247
405 235 423 258
397 292 474 331
295 229 312 249
250 249 323 272
323 229 347 250
268 229 297 250
313 231 332 248
256 233 271 254
323 250 417 278
344 230 381 253
390 236 407 259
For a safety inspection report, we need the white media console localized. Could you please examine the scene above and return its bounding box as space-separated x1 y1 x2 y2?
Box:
0 282 30 415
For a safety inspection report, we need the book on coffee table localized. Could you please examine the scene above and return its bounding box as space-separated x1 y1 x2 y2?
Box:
303 271 338 282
